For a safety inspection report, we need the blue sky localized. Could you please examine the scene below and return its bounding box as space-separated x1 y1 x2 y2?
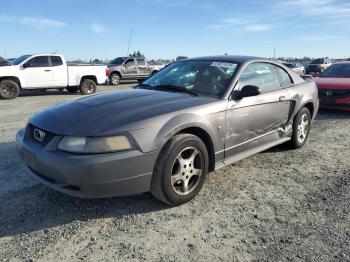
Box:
0 0 350 60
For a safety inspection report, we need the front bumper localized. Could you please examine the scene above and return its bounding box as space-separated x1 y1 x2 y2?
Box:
16 128 159 198
318 90 350 112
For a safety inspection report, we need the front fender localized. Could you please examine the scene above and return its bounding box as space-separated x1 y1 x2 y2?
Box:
129 112 224 154
155 113 220 151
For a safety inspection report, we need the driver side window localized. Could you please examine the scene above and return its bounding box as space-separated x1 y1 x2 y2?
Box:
238 63 281 93
27 56 49 67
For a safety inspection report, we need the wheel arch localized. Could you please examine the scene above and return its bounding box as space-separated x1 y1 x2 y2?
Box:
154 114 219 172
175 126 215 172
0 76 22 89
303 102 314 117
110 70 122 78
80 75 97 85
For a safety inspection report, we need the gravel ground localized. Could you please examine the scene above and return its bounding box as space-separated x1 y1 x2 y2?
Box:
0 84 349 262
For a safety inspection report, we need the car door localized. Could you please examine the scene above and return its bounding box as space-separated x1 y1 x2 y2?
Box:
224 62 291 158
49 56 67 87
22 56 54 88
136 58 148 77
123 58 138 77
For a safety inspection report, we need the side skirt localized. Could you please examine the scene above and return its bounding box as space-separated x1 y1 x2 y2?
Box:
214 137 291 170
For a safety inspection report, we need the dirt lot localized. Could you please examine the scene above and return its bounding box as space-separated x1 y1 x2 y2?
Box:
0 84 349 262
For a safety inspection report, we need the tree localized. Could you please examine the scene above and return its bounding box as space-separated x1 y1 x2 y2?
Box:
129 51 145 57
176 56 188 61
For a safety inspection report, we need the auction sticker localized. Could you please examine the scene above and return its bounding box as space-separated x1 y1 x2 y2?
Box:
211 62 237 68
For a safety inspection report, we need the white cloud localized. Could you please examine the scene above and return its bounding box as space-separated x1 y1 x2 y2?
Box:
0 14 66 29
303 35 338 41
91 23 107 34
244 24 271 32
276 0 350 21
209 18 271 33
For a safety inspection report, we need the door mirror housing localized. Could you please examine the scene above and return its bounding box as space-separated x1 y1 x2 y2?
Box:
23 62 31 69
233 85 261 99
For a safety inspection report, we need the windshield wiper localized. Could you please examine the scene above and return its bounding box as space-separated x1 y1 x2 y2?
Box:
154 85 198 97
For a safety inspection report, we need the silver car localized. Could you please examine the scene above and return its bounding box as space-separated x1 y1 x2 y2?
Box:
16 56 319 206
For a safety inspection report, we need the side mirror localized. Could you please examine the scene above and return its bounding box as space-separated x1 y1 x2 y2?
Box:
23 62 31 69
234 85 261 99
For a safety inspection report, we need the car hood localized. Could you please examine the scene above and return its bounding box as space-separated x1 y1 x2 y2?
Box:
313 77 350 90
29 89 219 136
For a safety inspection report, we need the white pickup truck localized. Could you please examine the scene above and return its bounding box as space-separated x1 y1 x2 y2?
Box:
0 54 108 99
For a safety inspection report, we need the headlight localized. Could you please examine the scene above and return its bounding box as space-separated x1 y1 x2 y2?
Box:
57 135 133 154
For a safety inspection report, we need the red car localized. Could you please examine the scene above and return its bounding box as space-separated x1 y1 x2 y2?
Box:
313 62 350 111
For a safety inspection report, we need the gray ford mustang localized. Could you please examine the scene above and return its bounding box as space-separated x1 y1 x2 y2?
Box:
16 56 319 205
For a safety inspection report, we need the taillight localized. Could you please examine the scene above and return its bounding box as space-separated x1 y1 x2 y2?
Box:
106 67 109 77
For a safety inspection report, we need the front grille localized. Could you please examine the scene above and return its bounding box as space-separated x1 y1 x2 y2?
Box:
318 89 350 98
27 124 55 145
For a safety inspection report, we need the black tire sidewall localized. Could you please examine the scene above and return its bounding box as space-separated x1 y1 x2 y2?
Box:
292 107 311 148
0 80 20 99
80 79 96 95
160 136 209 205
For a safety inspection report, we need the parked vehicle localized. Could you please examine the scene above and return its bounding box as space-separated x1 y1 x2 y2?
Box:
0 56 10 66
313 62 350 111
16 56 319 205
0 54 108 99
306 58 332 75
283 62 305 75
108 57 165 85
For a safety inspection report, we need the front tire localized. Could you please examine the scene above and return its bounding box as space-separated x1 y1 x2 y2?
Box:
110 73 121 85
288 107 311 149
0 80 20 100
79 79 96 95
150 134 209 206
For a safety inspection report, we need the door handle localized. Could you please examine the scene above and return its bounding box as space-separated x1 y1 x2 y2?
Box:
279 96 286 102
44 70 51 72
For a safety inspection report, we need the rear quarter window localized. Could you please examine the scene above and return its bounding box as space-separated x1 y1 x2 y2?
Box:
50 56 63 66
276 66 293 87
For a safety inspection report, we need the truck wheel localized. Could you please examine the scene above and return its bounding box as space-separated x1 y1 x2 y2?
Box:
110 73 121 85
79 79 96 95
66 87 78 93
0 80 20 100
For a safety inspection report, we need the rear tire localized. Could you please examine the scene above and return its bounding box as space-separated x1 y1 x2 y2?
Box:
150 134 209 206
287 107 311 149
79 79 96 95
0 80 20 100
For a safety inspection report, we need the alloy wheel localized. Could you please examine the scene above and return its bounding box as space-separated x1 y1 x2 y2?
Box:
170 147 203 195
297 113 309 144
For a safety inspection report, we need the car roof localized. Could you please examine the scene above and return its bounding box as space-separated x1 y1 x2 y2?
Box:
188 55 269 64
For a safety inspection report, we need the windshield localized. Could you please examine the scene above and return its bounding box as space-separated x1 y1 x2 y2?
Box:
311 59 324 64
109 57 127 65
139 60 238 97
11 55 31 65
320 64 350 78
0 57 9 66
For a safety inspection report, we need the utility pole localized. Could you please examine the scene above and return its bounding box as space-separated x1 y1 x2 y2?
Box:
127 28 133 57
273 48 276 61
